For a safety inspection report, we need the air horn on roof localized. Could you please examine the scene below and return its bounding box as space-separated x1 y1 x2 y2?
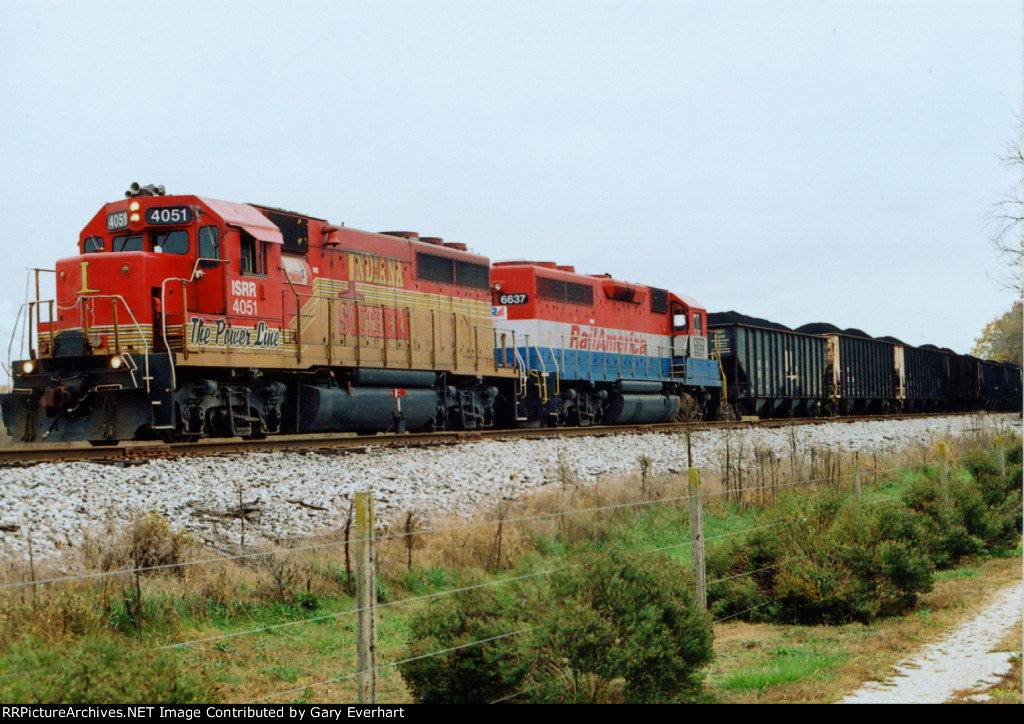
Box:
125 182 166 198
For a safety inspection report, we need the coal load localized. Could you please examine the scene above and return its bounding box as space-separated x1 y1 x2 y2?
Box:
794 323 873 339
708 311 791 331
795 322 842 335
842 328 872 339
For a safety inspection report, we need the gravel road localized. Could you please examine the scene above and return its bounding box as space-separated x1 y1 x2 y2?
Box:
840 581 1023 704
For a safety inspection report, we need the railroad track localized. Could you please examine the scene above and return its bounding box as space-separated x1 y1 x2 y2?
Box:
0 411 995 468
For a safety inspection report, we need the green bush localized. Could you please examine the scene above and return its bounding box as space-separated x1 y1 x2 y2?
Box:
965 447 1023 539
399 587 529 704
706 539 770 623
0 636 213 703
399 549 714 704
708 492 934 624
904 460 1019 566
528 549 713 703
1007 440 1022 466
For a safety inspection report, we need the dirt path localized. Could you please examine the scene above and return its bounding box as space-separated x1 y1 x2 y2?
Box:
840 581 1022 704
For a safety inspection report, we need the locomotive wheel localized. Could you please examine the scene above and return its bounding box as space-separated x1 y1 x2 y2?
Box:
716 402 741 421
160 430 200 444
240 419 267 441
675 393 698 423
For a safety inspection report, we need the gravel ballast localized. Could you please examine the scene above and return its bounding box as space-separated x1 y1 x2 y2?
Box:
0 413 1017 563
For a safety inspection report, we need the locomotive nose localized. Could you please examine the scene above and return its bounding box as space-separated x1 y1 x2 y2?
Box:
50 330 91 357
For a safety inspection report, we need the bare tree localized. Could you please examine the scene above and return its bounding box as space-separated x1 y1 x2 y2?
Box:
989 120 1024 297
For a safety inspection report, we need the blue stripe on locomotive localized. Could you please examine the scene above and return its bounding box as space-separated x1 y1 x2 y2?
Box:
497 347 721 387
682 358 723 387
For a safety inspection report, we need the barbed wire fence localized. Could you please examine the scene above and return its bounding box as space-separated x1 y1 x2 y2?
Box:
0 424 1014 703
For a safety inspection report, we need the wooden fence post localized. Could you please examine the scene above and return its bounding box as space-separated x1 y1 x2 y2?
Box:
853 451 861 501
938 443 949 506
996 436 1006 482
355 491 378 704
687 468 707 610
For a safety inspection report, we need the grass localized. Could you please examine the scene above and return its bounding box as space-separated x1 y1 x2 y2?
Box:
715 645 847 692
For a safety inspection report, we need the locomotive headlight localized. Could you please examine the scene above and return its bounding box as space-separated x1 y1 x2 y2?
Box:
21 360 35 374
129 201 140 212
109 355 125 370
130 213 141 223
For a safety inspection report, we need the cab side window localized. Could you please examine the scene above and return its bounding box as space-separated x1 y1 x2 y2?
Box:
239 230 264 275
199 226 220 260
672 304 688 332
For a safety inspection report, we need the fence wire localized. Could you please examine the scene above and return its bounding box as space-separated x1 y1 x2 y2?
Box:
250 626 541 704
0 459 933 592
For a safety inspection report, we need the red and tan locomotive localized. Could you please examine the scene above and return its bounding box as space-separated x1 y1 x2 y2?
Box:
2 184 720 443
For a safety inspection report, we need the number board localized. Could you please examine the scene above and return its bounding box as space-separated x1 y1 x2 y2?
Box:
146 206 193 225
498 293 529 305
107 210 129 231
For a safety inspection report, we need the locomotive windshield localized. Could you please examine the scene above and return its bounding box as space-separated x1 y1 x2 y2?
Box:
112 234 144 252
153 229 189 254
105 229 189 254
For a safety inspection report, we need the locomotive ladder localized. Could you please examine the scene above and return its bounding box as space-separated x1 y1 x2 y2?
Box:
671 333 690 379
710 330 730 405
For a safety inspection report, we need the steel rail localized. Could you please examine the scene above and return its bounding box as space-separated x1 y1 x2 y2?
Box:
0 411 998 468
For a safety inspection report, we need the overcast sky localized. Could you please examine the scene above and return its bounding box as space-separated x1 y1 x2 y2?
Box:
1 1 1020 379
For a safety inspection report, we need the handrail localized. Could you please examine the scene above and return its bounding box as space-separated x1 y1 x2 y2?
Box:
277 266 303 364
8 299 57 369
514 346 528 393
494 328 529 397
546 334 562 398
44 294 153 390
6 302 29 372
525 333 553 403
161 278 195 390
